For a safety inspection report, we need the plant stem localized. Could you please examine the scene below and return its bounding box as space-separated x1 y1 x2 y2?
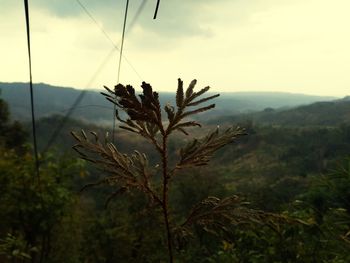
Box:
161 135 174 263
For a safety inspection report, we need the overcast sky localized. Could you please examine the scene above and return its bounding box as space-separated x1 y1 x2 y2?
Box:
1 0 350 96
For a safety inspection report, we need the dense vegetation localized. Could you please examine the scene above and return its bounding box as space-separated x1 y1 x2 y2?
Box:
0 86 349 262
215 97 350 127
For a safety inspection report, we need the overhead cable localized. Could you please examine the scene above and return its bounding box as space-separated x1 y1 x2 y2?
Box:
43 48 116 154
24 0 40 179
113 0 130 143
44 0 147 153
153 0 160 19
75 0 144 81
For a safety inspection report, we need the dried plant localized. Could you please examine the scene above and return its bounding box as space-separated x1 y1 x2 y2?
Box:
71 79 300 262
173 195 308 250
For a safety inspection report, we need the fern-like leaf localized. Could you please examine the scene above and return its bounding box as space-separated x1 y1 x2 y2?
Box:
172 121 201 135
176 78 184 108
182 104 216 118
187 94 220 107
165 104 175 122
185 79 196 99
177 126 246 167
174 196 309 248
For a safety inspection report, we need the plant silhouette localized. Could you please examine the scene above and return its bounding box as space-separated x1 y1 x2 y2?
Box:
71 79 299 262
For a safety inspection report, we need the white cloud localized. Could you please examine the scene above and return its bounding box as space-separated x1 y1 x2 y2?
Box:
1 0 350 96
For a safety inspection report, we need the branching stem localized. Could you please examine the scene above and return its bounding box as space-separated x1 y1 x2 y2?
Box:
161 134 174 263
75 79 230 262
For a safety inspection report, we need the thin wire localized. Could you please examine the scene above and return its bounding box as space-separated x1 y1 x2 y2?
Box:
24 0 40 179
113 0 130 143
43 48 116 154
153 0 160 19
75 0 116 48
43 0 147 153
75 0 143 81
117 0 130 84
128 0 148 31
59 105 113 113
23 6 46 258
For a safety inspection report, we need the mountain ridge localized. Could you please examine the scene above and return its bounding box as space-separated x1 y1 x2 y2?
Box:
0 82 339 124
215 99 350 127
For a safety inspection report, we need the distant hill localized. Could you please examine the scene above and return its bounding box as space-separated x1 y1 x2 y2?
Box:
0 82 336 124
215 97 350 127
0 82 112 124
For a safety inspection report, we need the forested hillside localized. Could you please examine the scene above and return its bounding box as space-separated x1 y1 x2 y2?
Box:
215 98 350 127
1 85 350 262
3 0 350 261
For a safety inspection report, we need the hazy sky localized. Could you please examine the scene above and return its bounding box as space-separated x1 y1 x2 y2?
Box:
1 0 350 96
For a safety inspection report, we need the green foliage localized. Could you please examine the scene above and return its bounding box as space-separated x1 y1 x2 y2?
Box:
3 84 350 261
72 79 253 261
71 79 316 262
216 99 350 127
0 96 160 262
0 233 36 261
0 141 86 263
0 96 27 149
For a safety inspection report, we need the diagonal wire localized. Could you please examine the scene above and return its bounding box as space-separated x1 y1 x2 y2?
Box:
117 0 129 84
153 0 161 19
75 0 116 50
113 0 130 144
43 0 147 154
24 0 40 179
75 0 144 81
59 105 113 113
42 47 116 154
128 0 147 30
